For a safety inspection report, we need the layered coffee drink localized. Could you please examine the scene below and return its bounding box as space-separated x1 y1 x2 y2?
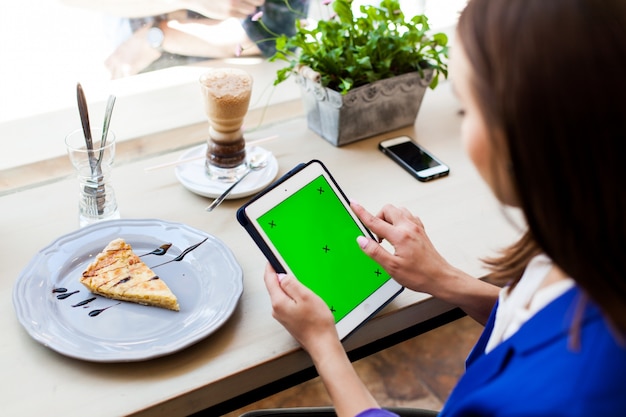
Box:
200 68 253 181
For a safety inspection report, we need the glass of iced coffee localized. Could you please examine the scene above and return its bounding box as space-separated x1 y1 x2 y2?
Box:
199 67 253 182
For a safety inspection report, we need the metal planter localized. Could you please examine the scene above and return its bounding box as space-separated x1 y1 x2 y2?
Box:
295 69 433 146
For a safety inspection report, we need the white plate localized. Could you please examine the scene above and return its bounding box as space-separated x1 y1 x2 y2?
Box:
175 145 279 199
12 219 243 362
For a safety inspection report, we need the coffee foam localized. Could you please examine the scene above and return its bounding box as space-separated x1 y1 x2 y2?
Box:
201 68 252 98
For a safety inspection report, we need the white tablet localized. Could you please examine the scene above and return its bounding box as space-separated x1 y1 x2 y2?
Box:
237 160 403 340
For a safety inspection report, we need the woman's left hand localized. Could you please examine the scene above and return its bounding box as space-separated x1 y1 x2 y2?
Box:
264 263 383 417
263 264 339 356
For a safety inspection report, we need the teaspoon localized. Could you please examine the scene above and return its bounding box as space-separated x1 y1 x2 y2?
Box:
205 152 269 212
97 95 116 168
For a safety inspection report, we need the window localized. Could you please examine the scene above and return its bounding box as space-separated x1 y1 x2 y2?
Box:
0 0 466 171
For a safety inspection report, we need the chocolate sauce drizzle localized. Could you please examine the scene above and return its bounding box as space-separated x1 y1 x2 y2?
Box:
56 290 79 300
113 277 131 286
150 237 208 268
72 297 97 308
88 303 121 317
139 243 172 257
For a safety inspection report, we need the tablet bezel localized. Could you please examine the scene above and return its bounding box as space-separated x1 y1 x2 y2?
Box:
238 160 403 340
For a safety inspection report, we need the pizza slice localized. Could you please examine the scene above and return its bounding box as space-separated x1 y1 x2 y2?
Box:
80 238 180 311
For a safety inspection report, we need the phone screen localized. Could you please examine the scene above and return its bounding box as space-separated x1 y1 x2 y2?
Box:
256 174 391 323
386 140 441 171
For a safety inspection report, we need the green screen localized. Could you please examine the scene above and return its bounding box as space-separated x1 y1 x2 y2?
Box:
258 175 391 322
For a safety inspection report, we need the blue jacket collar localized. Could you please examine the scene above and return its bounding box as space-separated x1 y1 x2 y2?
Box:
463 285 601 387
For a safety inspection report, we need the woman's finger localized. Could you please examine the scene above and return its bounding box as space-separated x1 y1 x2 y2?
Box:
264 263 292 303
351 201 395 238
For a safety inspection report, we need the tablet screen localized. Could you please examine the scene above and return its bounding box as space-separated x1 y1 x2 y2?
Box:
256 173 391 323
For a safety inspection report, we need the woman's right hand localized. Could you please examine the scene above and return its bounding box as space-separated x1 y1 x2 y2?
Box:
351 201 460 296
351 201 499 324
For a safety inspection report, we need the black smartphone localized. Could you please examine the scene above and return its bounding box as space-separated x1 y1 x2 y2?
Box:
379 136 450 182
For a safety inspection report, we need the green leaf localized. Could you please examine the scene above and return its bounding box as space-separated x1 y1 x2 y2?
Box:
333 0 354 25
269 0 448 92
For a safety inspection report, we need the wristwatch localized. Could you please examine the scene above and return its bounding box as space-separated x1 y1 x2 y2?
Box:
147 24 165 51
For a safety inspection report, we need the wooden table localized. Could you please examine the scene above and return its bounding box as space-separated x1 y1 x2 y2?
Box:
0 81 519 416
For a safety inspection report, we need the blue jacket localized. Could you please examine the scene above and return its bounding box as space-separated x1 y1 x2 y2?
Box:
439 285 626 416
358 286 626 417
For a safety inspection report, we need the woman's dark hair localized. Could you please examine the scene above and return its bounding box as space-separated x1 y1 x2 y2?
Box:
457 0 626 331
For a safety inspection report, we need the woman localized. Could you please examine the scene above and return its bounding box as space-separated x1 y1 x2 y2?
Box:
262 0 626 416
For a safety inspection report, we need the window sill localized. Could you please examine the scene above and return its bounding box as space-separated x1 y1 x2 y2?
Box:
0 58 300 172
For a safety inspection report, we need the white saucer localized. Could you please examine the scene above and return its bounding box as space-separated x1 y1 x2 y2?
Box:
175 145 279 199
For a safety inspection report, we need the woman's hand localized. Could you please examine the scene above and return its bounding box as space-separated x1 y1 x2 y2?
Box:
351 201 456 295
263 264 339 356
263 263 382 417
351 201 499 324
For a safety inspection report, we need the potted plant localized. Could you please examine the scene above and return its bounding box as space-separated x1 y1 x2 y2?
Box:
267 0 449 146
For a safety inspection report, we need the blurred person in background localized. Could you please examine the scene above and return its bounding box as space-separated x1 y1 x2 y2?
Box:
62 0 310 78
